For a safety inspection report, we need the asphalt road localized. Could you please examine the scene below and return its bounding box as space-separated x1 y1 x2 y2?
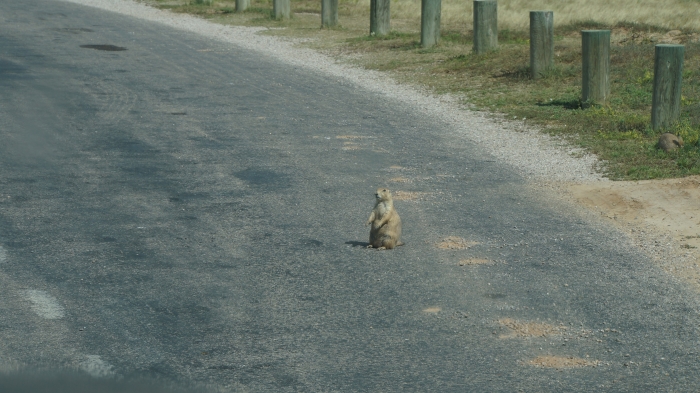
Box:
1 1 700 391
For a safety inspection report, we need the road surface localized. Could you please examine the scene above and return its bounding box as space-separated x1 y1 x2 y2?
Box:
0 1 699 391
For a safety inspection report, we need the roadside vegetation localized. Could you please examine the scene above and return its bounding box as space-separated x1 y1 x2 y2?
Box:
148 0 700 180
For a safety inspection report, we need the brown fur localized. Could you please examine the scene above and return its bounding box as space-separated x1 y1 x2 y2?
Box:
657 133 684 152
365 188 403 250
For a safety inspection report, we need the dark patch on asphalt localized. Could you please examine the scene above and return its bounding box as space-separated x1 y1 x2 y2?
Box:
98 236 117 243
0 59 28 76
274 374 297 387
234 168 290 189
108 139 158 154
2 241 27 249
80 44 126 51
187 136 231 150
145 302 213 330
168 193 210 203
301 239 323 247
214 262 240 269
170 112 186 115
52 27 93 34
0 373 203 393
4 177 37 184
9 196 30 203
484 293 507 299
209 364 237 370
35 11 68 20
121 165 163 177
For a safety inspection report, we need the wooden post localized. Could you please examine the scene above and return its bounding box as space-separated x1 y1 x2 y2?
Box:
370 0 390 36
322 0 338 27
420 0 441 48
652 44 685 130
273 0 290 20
581 30 610 106
236 0 249 12
530 11 553 79
473 0 497 54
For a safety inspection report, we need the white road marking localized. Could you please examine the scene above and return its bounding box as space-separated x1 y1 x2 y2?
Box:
81 355 115 378
23 290 65 319
0 246 6 263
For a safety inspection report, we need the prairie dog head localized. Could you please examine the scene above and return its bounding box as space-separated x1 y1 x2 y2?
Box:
375 188 393 202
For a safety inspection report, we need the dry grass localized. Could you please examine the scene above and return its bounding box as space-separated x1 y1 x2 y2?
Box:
458 258 492 266
392 191 429 201
391 0 700 31
435 236 478 249
525 355 599 368
187 0 700 31
498 318 566 338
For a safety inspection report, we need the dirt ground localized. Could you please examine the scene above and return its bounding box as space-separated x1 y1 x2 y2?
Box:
567 176 700 291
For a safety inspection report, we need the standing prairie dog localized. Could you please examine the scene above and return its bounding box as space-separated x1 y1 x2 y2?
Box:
366 188 403 250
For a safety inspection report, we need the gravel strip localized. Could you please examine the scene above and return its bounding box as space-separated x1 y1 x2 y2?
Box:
61 0 604 183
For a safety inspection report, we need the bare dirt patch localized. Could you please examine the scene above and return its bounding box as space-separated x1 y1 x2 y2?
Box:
389 177 410 183
498 318 566 338
525 355 599 369
568 176 700 291
458 258 493 266
435 236 479 250
341 142 361 151
393 191 429 201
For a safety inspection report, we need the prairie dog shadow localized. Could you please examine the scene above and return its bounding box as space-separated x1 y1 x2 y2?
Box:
345 241 370 248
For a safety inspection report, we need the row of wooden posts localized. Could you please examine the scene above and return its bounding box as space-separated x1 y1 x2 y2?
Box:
236 0 686 132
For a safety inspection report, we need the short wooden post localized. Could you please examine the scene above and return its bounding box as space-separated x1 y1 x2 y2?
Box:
322 0 338 27
273 0 290 19
581 30 610 106
473 0 497 54
420 0 441 48
236 0 249 12
370 0 391 36
652 44 685 130
530 11 553 79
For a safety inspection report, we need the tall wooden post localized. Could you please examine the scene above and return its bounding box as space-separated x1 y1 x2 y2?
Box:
530 11 553 79
370 0 390 36
581 30 610 106
236 0 249 12
273 0 290 19
473 0 497 54
652 44 685 130
322 0 338 27
420 0 441 48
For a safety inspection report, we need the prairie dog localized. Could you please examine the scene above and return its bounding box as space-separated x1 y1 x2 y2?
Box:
365 188 403 250
657 133 683 152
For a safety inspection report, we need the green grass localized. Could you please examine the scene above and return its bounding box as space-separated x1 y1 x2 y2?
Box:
151 0 700 180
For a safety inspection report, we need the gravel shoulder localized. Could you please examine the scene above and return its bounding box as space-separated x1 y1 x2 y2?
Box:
61 0 700 291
